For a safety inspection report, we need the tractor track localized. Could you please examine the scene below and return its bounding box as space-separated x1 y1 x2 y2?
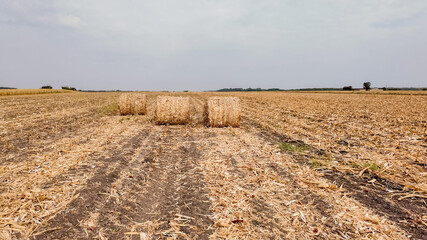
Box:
32 125 214 240
244 116 427 239
227 130 357 238
0 110 101 166
32 126 153 239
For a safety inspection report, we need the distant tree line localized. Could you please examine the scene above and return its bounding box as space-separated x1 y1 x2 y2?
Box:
215 84 426 92
33 84 426 92
40 85 77 91
381 87 427 91
288 88 342 91
216 88 284 92
342 82 426 91
342 82 371 91
80 90 122 92
61 86 77 91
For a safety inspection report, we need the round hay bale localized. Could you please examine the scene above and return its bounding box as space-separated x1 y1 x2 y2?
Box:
156 96 190 125
131 93 147 115
118 93 147 115
118 93 132 115
205 97 241 127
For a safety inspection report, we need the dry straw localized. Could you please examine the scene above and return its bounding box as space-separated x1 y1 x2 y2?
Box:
132 94 147 115
0 89 72 96
156 96 190 125
118 93 147 115
205 97 241 127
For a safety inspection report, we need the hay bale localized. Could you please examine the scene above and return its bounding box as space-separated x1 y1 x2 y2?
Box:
205 97 241 127
156 96 190 125
118 93 133 115
118 93 147 115
132 93 147 115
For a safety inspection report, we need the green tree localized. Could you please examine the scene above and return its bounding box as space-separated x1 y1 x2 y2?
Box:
363 82 371 91
61 86 77 91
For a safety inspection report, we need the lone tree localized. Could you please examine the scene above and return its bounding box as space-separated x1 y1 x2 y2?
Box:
41 85 52 89
363 82 371 91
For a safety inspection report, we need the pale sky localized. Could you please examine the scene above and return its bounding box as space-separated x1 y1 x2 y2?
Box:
0 0 426 91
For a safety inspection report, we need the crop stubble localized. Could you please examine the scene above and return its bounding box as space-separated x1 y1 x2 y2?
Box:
1 91 426 239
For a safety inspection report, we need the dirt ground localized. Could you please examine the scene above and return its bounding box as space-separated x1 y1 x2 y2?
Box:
0 92 426 239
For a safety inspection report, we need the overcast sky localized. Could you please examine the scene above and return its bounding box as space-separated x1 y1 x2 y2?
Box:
0 0 426 91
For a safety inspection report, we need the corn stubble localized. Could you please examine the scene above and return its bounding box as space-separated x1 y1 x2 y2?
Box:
0 92 138 238
198 127 408 239
0 91 425 239
239 92 427 193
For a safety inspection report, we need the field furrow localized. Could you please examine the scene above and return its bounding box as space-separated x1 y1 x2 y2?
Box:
239 94 427 193
1 113 147 238
197 127 408 239
243 117 427 239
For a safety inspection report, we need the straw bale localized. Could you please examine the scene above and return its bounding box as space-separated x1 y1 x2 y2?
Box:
132 93 147 115
205 97 241 127
156 96 190 125
118 94 132 115
118 93 147 115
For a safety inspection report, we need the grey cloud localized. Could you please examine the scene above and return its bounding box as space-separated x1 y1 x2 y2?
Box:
0 0 426 90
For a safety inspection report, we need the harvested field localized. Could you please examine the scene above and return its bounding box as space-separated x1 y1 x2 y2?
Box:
0 91 426 239
0 89 73 96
